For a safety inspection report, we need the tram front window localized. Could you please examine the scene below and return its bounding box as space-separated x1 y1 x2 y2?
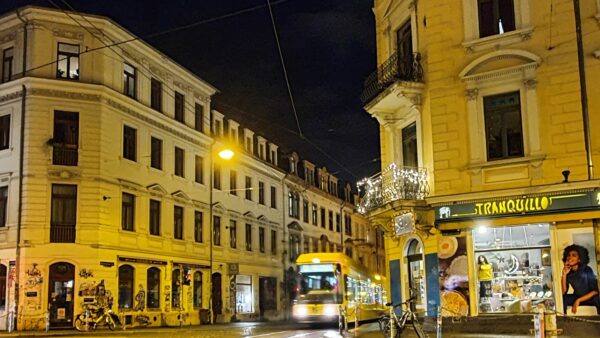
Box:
296 264 341 304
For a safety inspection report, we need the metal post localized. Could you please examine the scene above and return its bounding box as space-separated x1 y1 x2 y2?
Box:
354 306 359 338
44 311 49 332
7 309 13 333
208 141 214 324
389 304 394 338
437 305 442 338
534 303 546 338
573 0 594 179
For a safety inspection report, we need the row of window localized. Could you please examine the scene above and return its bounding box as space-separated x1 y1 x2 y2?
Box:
288 192 349 233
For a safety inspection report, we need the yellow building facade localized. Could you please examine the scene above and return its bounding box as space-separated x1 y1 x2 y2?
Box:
0 6 377 330
361 0 600 318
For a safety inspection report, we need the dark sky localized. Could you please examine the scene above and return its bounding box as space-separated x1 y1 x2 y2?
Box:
3 0 380 184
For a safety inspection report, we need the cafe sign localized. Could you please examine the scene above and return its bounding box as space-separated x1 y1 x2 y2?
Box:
435 189 600 222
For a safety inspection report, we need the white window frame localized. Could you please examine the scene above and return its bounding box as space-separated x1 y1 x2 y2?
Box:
381 0 418 59
462 0 532 52
460 50 541 167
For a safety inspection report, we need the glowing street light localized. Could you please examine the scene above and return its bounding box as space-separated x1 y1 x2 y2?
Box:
208 145 234 324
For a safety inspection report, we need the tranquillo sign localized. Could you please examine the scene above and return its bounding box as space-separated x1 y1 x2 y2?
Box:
435 190 600 222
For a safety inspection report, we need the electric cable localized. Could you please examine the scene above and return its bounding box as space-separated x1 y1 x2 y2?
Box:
266 0 303 138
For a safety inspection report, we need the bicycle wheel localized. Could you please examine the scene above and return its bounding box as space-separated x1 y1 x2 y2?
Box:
74 315 88 332
412 319 427 338
106 316 116 331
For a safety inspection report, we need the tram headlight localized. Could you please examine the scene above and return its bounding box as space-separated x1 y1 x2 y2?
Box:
323 304 337 317
294 305 308 317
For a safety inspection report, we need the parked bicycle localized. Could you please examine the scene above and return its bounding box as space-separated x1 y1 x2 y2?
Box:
379 297 427 338
74 304 120 331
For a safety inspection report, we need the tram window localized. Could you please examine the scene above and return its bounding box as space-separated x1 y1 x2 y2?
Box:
296 264 342 304
345 275 357 303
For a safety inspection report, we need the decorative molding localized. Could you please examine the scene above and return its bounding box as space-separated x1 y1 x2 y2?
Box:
523 78 537 89
465 88 479 101
147 183 168 196
52 29 84 41
29 88 101 102
0 90 23 104
0 32 16 45
48 169 80 179
461 27 534 53
118 178 144 192
106 99 204 147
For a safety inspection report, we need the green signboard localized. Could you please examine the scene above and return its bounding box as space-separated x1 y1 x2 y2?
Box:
434 189 600 222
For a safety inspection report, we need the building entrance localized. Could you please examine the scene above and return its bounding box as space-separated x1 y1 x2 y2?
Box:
48 262 75 328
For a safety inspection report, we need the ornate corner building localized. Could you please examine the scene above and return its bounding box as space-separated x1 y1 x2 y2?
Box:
360 0 600 318
0 6 379 330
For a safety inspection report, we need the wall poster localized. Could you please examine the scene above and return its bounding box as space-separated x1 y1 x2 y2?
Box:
438 236 469 317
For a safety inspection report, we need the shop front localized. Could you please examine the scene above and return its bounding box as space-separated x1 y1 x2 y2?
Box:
434 189 600 317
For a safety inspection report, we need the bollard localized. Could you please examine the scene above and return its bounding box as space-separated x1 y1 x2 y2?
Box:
45 311 50 332
122 313 126 331
84 309 90 331
437 305 442 338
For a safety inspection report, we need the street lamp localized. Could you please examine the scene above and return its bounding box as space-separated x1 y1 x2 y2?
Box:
208 142 234 324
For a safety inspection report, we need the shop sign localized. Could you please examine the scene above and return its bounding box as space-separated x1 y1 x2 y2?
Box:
435 189 600 222
172 262 210 269
118 256 167 265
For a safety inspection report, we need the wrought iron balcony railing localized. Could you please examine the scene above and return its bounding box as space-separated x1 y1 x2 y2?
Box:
360 51 423 104
50 224 76 243
357 163 429 214
52 145 78 166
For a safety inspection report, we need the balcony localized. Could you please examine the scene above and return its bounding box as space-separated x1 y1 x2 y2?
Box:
357 163 429 214
52 145 78 166
50 224 76 243
360 51 423 105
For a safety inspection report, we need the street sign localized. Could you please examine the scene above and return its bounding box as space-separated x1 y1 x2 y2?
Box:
228 263 239 275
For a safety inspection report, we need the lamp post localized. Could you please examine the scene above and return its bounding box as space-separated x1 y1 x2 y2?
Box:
208 142 234 324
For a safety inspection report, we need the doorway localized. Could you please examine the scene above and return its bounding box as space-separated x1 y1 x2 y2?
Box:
48 262 75 328
211 272 222 323
259 277 277 319
406 239 426 314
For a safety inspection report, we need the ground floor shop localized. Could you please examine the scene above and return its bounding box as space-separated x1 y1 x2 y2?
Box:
384 188 600 318
0 247 284 330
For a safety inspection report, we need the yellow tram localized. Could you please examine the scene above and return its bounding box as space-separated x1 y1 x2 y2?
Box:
291 253 387 324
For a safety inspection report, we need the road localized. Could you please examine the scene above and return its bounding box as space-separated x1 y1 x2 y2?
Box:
8 322 545 338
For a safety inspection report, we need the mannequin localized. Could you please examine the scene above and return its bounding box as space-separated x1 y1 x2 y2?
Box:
478 255 493 304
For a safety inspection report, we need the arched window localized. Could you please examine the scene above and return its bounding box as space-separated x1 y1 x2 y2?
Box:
193 271 203 308
0 265 6 309
172 269 181 309
147 267 160 309
118 265 134 309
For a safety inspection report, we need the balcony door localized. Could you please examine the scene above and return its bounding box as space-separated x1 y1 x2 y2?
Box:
396 21 413 76
52 111 79 166
402 122 418 168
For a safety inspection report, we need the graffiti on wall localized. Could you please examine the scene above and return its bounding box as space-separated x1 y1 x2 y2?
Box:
25 263 43 287
78 268 94 279
164 285 171 312
24 263 43 311
134 285 145 311
78 280 113 308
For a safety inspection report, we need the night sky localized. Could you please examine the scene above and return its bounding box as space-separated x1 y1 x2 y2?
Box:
2 0 380 184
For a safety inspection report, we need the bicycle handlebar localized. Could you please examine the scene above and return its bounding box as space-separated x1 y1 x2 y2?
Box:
385 297 416 308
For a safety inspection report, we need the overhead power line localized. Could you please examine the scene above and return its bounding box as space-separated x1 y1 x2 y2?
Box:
25 1 362 180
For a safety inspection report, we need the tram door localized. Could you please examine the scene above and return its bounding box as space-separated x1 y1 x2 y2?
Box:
48 262 75 328
406 239 426 313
